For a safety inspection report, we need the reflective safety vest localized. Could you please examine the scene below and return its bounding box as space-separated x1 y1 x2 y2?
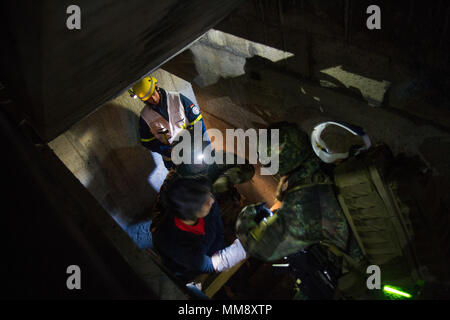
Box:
140 91 189 145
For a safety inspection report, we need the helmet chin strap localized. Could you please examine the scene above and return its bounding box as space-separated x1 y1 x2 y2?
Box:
311 121 371 163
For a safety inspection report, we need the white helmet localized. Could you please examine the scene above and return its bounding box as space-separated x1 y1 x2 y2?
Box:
311 121 371 163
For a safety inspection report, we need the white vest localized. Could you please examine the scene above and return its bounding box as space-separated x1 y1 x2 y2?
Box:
140 91 188 145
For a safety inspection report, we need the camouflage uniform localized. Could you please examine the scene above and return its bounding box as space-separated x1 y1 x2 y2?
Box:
237 122 429 300
236 122 351 261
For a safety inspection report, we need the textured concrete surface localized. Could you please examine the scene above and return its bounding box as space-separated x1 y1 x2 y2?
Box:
1 0 245 141
215 0 450 129
49 65 280 300
165 38 450 177
50 63 280 254
49 69 199 229
191 30 392 107
320 65 391 107
190 29 293 87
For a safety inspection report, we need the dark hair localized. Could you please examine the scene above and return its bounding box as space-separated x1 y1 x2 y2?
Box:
161 176 212 221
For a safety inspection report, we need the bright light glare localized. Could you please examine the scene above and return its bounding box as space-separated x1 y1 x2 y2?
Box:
383 285 412 298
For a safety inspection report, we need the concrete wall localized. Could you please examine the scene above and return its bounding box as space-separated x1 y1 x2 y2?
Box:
215 0 450 129
1 0 244 141
49 69 200 228
164 29 449 175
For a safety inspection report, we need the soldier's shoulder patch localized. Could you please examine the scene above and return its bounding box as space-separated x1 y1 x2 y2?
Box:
192 106 200 115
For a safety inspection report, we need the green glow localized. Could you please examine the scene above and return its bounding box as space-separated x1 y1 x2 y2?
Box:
383 285 412 298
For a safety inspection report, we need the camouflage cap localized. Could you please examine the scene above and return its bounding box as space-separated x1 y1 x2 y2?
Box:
258 122 312 176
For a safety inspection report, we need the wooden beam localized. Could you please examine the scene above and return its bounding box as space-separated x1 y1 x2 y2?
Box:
203 260 247 298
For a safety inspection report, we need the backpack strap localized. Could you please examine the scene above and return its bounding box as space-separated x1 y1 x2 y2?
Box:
277 172 332 201
336 193 367 257
320 241 372 299
320 241 361 271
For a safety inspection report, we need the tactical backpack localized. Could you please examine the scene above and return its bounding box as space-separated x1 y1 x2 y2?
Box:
332 144 425 297
278 144 426 299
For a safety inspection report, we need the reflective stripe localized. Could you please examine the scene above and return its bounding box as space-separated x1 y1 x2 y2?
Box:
182 114 202 130
141 137 156 142
140 77 155 100
141 91 187 144
190 114 203 125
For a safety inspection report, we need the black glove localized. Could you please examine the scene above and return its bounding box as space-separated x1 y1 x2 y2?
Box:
254 202 273 224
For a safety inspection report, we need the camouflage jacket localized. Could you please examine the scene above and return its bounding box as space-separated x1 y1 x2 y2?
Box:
239 153 350 261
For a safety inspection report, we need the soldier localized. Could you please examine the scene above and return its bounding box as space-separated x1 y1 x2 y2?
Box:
236 122 371 299
236 122 354 261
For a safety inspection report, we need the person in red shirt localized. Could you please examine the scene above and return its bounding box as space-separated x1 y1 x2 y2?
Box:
152 176 246 283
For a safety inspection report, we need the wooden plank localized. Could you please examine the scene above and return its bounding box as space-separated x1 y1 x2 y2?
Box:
203 260 246 298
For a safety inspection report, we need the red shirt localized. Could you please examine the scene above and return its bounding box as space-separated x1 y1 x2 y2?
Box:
174 217 205 236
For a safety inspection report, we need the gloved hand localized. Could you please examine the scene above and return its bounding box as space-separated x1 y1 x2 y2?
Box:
254 202 273 224
211 238 247 272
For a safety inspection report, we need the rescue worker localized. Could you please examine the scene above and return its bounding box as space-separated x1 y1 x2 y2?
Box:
130 75 208 169
152 176 247 283
235 122 372 299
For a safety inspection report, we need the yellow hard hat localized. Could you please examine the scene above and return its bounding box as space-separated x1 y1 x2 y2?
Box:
131 76 158 101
